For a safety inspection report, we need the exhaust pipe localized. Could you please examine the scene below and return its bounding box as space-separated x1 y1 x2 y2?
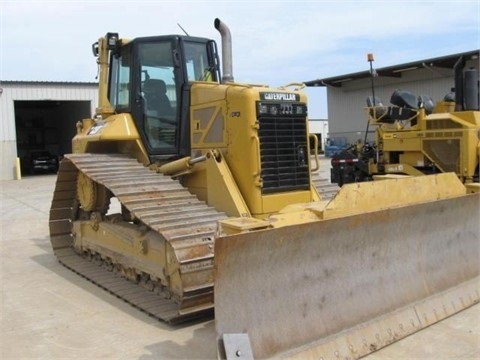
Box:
453 55 465 111
214 18 234 83
464 68 479 110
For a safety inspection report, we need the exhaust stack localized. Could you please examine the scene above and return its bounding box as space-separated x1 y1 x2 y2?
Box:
214 18 234 83
453 55 466 111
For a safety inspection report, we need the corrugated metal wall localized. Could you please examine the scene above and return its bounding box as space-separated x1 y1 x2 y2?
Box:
0 81 98 180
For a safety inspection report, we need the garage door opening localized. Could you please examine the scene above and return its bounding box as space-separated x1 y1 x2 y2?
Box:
15 100 91 176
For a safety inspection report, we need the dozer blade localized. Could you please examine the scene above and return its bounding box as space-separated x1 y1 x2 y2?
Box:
215 179 479 359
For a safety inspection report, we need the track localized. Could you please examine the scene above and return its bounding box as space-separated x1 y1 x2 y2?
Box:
49 153 226 323
311 172 339 200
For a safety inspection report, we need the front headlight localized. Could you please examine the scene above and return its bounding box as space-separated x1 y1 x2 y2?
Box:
258 103 268 115
269 106 278 116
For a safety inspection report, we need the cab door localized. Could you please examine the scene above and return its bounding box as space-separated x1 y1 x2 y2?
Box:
131 38 182 159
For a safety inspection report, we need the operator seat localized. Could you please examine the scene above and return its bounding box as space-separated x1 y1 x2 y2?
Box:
143 79 173 115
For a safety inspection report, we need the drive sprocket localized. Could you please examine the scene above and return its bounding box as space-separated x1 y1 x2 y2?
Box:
77 171 110 213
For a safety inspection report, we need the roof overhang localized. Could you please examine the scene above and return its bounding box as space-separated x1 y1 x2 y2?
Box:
304 50 479 87
0 80 98 86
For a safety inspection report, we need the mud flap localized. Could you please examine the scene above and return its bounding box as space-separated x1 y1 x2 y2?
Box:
214 193 480 359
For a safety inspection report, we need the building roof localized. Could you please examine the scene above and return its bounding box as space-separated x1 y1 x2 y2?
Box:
0 80 98 86
304 50 479 88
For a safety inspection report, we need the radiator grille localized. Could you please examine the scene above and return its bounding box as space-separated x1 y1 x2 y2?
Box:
423 139 460 173
426 119 463 130
258 116 310 194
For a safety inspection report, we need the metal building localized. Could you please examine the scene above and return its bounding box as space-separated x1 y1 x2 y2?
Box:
0 81 98 180
305 50 479 145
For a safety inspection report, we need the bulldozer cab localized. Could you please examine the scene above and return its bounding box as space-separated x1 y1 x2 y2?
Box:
107 35 220 161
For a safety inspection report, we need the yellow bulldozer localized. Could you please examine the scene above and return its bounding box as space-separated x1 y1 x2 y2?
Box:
49 19 479 358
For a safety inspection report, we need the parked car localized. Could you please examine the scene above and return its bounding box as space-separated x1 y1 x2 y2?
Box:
27 150 59 174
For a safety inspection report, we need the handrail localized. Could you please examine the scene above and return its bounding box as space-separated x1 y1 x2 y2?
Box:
251 135 262 187
309 133 320 172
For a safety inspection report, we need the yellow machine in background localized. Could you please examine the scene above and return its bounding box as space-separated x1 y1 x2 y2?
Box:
49 19 479 358
331 58 480 188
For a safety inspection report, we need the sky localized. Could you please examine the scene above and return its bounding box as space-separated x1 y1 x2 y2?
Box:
1 0 479 118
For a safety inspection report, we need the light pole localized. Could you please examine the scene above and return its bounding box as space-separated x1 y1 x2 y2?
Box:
364 53 376 145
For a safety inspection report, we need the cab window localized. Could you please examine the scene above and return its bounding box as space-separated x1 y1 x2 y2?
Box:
184 42 213 81
109 47 131 109
138 41 177 151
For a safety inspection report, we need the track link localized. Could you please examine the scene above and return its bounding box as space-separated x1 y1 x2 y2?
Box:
311 173 339 200
49 153 226 323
